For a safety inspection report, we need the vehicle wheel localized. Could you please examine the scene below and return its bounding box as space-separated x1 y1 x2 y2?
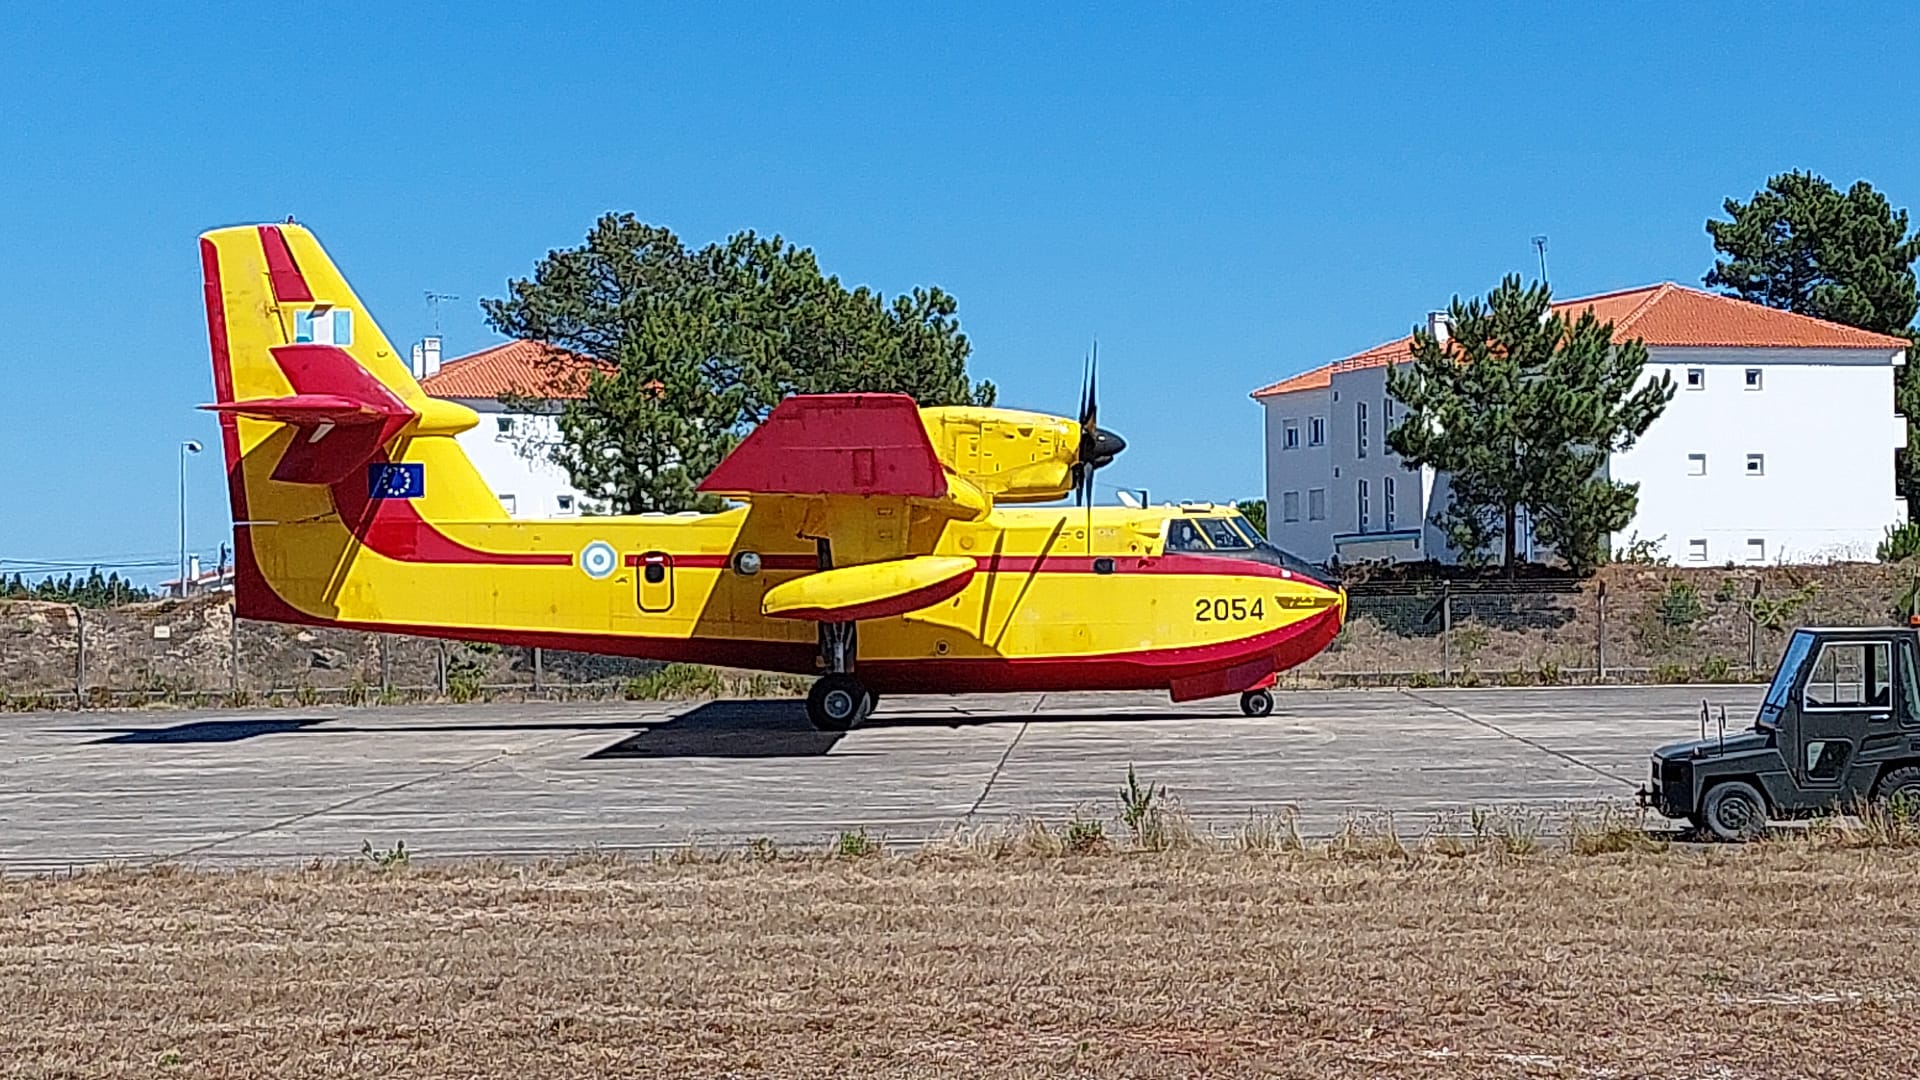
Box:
1873 765 1920 818
807 674 869 732
1701 780 1769 843
863 690 880 715
1240 689 1275 718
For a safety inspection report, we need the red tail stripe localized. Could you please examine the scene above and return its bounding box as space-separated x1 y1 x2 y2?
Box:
258 225 314 303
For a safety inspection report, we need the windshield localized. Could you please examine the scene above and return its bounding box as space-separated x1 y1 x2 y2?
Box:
1758 630 1815 729
1197 517 1252 550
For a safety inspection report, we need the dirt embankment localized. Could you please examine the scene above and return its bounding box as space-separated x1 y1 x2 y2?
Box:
1301 560 1920 683
5 561 1919 699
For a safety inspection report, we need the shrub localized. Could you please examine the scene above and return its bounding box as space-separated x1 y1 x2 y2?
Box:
360 839 409 870
1118 764 1165 849
834 829 880 859
624 663 726 700
1696 655 1733 683
1063 816 1107 855
1657 581 1703 628
1879 522 1920 563
1652 663 1691 685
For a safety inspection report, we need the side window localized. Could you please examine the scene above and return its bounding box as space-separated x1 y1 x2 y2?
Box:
1804 641 1892 708
1903 640 1920 725
1166 518 1209 552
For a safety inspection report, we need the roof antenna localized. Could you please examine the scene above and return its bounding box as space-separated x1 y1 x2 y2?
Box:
1531 235 1550 288
424 291 461 336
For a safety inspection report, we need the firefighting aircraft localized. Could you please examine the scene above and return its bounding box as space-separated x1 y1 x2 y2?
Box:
197 223 1345 730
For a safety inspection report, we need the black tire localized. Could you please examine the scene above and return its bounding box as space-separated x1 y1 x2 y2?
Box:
1873 765 1920 816
1701 780 1769 843
1240 689 1275 718
807 674 869 732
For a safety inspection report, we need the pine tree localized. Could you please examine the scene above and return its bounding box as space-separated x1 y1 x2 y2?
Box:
483 213 995 513
1706 172 1920 513
1387 276 1674 576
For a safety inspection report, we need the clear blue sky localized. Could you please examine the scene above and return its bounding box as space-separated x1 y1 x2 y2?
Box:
4 3 1917 582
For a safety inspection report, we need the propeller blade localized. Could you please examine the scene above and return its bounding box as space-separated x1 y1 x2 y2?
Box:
1085 341 1099 433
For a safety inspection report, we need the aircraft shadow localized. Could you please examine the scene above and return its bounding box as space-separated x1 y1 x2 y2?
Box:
92 717 333 744
587 700 842 759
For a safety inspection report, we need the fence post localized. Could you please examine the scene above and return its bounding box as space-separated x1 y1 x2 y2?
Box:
73 605 86 708
228 598 240 696
1595 581 1607 684
378 634 391 694
1441 582 1453 684
436 640 448 695
1747 579 1760 677
533 646 544 693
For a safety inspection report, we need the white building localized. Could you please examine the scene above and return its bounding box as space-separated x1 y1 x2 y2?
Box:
1252 283 1910 567
417 339 598 519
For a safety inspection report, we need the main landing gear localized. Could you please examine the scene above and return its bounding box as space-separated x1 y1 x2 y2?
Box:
806 620 873 731
1239 689 1275 718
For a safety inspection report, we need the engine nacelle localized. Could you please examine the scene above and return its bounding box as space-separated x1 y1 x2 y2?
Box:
919 406 1081 503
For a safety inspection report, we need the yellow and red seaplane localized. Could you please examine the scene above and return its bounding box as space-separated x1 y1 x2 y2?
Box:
199 223 1344 729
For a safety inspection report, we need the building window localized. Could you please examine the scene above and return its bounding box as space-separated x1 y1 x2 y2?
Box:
1384 476 1397 529
1745 368 1763 390
1308 416 1325 447
1282 491 1301 522
1384 397 1395 424
1307 488 1327 521
499 494 517 515
1688 539 1708 562
497 416 515 435
1685 367 1705 390
1357 402 1369 458
1282 421 1299 449
1687 453 1707 476
1747 538 1766 562
1357 479 1370 532
1746 453 1765 476
557 494 576 514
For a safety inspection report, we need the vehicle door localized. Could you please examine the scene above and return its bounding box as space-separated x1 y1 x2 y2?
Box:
1787 637 1892 797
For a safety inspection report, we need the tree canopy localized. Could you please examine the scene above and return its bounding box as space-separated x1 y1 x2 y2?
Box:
1705 172 1920 513
1386 276 1674 576
1 569 153 607
1705 172 1920 335
482 214 996 513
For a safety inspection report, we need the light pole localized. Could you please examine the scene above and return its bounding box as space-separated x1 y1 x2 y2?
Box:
179 440 203 597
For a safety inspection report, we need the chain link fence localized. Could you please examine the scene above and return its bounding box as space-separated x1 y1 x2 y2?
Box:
0 596 661 709
4 562 1916 706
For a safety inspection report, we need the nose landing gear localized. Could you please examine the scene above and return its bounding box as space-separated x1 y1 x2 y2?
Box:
1239 689 1275 718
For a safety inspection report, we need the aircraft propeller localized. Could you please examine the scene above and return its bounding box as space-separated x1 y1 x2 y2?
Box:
1072 342 1127 507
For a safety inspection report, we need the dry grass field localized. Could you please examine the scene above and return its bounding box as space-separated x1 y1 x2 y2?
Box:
7 834 1920 1080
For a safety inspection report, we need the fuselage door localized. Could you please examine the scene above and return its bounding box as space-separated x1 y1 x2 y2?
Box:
636 551 675 613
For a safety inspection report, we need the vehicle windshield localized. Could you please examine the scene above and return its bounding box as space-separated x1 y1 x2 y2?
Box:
1758 630 1815 729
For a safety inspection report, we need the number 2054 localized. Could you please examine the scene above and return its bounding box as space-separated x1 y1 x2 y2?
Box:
1194 597 1263 621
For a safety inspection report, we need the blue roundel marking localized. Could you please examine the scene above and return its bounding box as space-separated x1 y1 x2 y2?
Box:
579 541 618 580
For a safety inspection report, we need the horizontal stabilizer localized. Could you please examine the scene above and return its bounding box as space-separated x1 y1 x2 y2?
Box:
698 394 949 499
201 343 416 485
762 555 976 622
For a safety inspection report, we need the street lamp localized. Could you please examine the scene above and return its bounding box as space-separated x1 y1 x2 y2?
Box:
179 440 203 597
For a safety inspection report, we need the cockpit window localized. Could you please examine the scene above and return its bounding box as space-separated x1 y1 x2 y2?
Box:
1227 515 1264 545
1197 517 1252 550
1166 518 1211 552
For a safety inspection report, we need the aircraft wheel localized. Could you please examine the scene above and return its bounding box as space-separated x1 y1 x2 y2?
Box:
1239 689 1275 718
1701 780 1769 843
807 674 869 732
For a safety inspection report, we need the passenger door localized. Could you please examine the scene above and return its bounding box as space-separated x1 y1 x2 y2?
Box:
1789 638 1891 795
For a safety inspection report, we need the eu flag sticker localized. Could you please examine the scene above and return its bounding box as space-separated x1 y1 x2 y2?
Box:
368 462 424 499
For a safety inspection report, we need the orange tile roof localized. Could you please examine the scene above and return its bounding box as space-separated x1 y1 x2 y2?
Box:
419 340 612 400
1250 283 1912 399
